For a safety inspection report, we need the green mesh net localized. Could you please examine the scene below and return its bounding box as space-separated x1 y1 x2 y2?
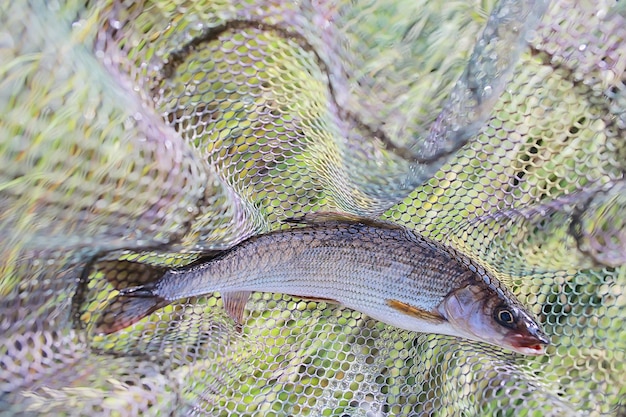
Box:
1 0 625 415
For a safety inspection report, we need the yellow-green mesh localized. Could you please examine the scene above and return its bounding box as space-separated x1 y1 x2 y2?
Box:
1 0 624 415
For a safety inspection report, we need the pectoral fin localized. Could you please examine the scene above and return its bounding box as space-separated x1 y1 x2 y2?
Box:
222 291 252 330
386 299 445 324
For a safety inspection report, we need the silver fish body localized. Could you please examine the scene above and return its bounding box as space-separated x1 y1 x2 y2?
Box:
96 214 549 355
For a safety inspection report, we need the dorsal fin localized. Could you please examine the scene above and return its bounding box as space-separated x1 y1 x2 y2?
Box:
284 211 403 230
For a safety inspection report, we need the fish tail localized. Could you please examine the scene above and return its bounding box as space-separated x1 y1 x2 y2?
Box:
95 287 169 334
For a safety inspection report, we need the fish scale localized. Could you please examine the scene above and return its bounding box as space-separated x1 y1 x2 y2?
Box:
163 227 464 307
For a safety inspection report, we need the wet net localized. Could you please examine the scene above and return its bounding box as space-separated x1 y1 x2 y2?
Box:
1 0 625 415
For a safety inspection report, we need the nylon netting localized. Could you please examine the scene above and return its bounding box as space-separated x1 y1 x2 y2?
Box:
1 0 625 415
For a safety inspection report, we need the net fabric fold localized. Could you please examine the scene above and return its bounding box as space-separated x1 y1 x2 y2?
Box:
1 0 625 415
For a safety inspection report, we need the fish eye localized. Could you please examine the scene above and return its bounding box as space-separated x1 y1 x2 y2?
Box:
494 306 516 328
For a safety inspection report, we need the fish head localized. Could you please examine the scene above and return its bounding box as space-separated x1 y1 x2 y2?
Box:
437 284 550 355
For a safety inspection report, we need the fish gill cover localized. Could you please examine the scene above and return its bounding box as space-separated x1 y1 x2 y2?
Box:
0 0 625 415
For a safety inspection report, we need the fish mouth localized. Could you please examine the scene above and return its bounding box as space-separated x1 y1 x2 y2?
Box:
508 334 549 356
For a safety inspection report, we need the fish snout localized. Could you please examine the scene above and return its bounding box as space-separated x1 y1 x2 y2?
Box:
534 328 551 346
508 326 550 355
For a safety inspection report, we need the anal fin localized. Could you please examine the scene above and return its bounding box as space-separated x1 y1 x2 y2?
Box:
222 291 252 331
386 299 445 324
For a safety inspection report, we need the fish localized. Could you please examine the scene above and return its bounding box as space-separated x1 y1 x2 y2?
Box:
95 212 550 355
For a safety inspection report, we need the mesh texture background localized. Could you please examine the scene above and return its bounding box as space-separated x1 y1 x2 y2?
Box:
1 0 625 416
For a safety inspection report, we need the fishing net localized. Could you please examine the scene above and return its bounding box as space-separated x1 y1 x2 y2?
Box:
1 0 625 415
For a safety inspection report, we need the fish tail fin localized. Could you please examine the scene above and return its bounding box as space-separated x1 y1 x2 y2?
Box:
97 260 168 291
95 288 169 334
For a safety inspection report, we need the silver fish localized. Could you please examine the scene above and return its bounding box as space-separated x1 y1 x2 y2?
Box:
96 213 549 355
